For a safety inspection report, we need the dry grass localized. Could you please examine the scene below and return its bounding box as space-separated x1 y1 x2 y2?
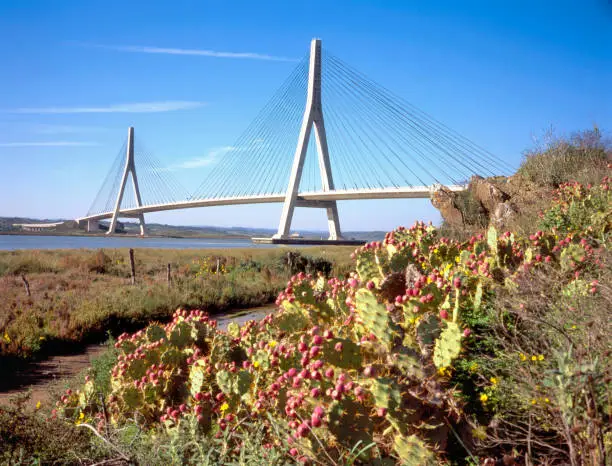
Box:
0 246 354 360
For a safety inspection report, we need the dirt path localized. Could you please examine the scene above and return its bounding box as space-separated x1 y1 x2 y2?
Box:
0 306 274 408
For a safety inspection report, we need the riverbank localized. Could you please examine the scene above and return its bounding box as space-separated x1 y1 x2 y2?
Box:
0 246 353 363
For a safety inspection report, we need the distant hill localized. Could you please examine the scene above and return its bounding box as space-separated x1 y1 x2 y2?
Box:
0 216 385 241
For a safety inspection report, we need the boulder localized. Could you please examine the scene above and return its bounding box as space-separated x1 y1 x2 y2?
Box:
431 187 464 227
469 175 510 213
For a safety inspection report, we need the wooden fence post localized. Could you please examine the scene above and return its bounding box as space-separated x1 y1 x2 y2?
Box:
129 248 136 285
166 263 171 285
21 274 31 297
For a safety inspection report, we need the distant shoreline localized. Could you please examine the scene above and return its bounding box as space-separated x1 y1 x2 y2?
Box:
0 231 251 239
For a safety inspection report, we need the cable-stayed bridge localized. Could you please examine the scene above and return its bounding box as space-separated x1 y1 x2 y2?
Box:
77 39 510 242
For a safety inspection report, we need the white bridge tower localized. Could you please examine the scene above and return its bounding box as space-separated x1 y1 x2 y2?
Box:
106 126 146 236
273 38 343 240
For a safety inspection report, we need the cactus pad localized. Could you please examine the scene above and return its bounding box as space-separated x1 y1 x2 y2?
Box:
433 322 463 369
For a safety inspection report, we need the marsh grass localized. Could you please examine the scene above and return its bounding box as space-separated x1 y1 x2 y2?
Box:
0 246 353 360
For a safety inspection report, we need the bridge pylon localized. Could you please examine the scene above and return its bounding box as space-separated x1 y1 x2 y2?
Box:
106 127 146 236
273 38 343 240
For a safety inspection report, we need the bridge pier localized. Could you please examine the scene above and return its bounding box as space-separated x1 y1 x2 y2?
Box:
87 219 99 232
274 38 343 241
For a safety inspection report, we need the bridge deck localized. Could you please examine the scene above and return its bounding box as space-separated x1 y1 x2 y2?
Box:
77 185 465 222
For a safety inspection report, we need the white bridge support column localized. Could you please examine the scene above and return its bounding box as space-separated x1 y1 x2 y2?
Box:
106 127 146 236
274 38 342 240
87 219 99 232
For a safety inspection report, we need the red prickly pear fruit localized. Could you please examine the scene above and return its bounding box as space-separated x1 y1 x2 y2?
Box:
297 423 309 437
377 407 387 417
312 335 323 345
287 368 297 377
366 281 375 290
463 328 471 337
309 346 321 357
323 329 334 339
312 359 324 369
298 342 308 352
311 415 322 427
363 365 376 377
331 389 341 400
439 310 449 320
324 368 334 379
313 406 324 417
310 326 320 336
289 448 298 457
334 342 343 352
453 277 462 288
310 388 321 398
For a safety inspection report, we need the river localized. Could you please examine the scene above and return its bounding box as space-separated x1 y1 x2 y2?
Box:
0 235 278 251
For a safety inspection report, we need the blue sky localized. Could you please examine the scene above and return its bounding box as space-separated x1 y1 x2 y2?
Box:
0 0 610 232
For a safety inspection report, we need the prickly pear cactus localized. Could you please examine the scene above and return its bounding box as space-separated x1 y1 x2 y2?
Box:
146 324 166 343
216 369 252 397
356 250 383 285
393 434 437 466
433 322 463 369
328 398 375 452
370 377 402 411
355 289 396 349
169 321 194 348
323 337 362 370
487 225 498 255
416 313 440 352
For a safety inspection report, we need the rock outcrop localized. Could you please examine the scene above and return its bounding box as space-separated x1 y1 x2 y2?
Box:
431 175 520 228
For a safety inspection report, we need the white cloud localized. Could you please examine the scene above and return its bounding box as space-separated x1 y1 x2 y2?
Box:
0 141 99 147
161 146 234 171
32 124 106 134
5 101 206 114
82 43 298 62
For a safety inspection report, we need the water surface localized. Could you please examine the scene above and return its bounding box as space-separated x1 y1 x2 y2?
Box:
0 235 277 251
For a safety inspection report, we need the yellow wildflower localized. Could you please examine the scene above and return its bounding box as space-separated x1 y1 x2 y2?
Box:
268 340 278 349
220 402 229 412
253 361 260 368
544 398 550 403
480 393 488 403
469 362 478 373
3 332 10 343
531 399 537 405
455 256 461 263
35 401 41 410
490 377 498 385
538 354 544 361
433 248 439 254
531 355 537 361
519 353 526 361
